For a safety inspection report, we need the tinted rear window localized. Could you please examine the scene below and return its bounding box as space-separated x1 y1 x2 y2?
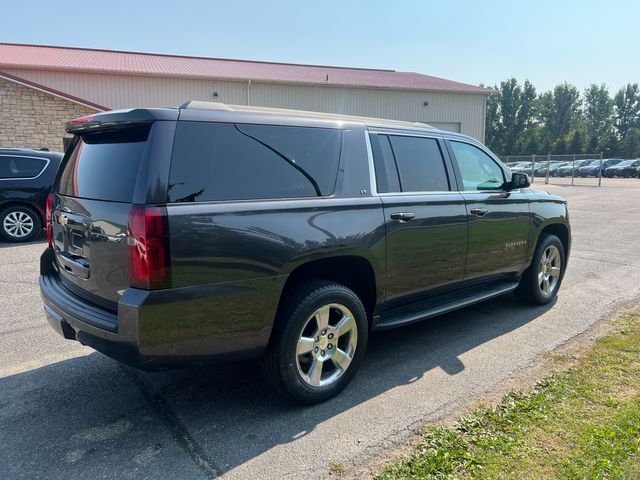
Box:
168 122 342 203
0 156 48 179
58 128 149 202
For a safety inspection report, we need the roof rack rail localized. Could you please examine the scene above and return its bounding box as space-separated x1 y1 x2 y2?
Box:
180 101 233 111
178 100 437 131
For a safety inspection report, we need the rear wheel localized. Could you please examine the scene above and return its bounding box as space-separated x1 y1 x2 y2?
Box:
0 206 41 242
262 280 368 404
516 234 565 305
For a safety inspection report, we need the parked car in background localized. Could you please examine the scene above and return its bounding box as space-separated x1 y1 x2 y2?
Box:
534 161 565 177
603 159 640 177
511 162 534 176
556 159 593 177
578 158 623 177
548 162 570 176
39 103 570 404
508 162 526 172
1 148 63 242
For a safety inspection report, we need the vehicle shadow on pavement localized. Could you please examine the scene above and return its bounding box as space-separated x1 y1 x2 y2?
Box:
0 238 45 248
0 294 555 479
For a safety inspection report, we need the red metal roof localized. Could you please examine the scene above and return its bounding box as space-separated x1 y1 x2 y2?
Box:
0 43 491 94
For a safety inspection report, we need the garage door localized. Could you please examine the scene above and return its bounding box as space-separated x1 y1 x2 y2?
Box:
428 122 461 133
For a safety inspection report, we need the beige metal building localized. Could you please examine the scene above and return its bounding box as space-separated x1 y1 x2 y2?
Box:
0 43 491 152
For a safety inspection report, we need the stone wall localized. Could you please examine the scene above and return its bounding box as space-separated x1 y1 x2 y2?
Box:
0 77 99 152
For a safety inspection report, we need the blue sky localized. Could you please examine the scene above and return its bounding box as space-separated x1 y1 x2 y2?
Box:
2 0 637 94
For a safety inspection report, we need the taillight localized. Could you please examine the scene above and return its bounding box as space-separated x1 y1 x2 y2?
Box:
127 205 171 290
46 193 54 246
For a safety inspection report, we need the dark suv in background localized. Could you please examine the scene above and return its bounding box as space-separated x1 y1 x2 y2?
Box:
1 148 63 242
40 103 570 404
604 159 640 177
578 158 623 177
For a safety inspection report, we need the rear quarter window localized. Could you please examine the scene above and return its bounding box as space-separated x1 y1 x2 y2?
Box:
0 156 48 179
168 122 342 203
58 126 150 202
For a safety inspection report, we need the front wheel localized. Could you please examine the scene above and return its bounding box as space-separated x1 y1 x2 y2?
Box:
262 281 368 404
516 234 565 305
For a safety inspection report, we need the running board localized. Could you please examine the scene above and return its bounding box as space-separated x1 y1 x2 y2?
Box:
374 281 519 330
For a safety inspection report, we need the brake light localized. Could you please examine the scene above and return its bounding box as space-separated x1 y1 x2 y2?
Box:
67 114 96 127
127 205 171 290
46 193 54 246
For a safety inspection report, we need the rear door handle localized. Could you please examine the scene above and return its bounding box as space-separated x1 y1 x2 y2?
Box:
470 208 489 217
390 212 415 222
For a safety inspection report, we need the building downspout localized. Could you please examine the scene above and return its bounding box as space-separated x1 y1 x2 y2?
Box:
247 79 251 105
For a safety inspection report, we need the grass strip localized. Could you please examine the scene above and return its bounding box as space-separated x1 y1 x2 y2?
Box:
377 310 640 480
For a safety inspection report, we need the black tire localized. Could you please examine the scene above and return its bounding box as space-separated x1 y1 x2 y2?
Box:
262 280 368 404
515 234 565 305
0 206 42 243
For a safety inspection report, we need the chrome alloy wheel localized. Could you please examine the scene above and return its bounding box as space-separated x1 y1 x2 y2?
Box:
538 245 561 296
295 303 358 388
3 211 34 238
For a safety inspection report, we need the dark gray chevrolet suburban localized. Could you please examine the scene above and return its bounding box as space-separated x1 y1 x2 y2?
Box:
40 102 570 403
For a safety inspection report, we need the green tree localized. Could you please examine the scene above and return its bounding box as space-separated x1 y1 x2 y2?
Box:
484 85 501 152
619 128 640 158
539 83 582 144
602 133 620 157
567 129 586 154
614 83 640 139
484 78 538 155
583 84 614 152
554 134 568 155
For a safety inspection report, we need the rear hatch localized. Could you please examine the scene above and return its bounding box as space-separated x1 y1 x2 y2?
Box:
51 120 154 310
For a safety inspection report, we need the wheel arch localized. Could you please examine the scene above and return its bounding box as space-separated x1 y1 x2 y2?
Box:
275 255 380 328
538 222 570 259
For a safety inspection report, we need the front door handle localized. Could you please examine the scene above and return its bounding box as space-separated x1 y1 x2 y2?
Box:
390 212 415 222
470 207 489 217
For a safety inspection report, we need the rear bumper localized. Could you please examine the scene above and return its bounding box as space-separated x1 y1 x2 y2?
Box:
40 271 155 368
39 248 281 369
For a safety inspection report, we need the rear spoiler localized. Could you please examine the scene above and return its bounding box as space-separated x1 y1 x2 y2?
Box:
65 108 179 134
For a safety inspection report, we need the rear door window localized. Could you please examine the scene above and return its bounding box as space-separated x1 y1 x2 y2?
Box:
384 135 450 192
58 127 149 202
168 122 342 203
0 156 48 179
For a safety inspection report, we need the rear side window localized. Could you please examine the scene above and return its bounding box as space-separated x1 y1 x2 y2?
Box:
58 126 149 202
0 156 47 179
168 122 342 203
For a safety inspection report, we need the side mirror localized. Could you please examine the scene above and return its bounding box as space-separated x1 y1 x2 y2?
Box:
506 172 530 191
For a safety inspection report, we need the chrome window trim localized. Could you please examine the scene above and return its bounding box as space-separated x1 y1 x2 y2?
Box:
0 155 51 181
364 131 378 196
368 130 444 141
446 137 509 172
378 191 462 197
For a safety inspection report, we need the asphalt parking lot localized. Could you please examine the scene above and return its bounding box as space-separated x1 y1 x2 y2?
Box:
2 178 640 480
